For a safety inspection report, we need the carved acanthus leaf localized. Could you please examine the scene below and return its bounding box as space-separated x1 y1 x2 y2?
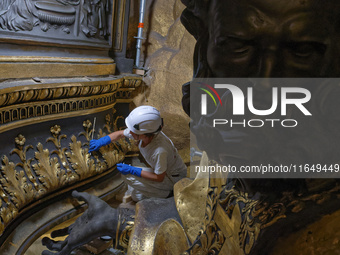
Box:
0 155 34 209
101 146 123 169
66 136 98 179
33 143 72 191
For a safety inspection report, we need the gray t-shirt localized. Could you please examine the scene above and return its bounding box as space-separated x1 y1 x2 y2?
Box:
124 129 186 177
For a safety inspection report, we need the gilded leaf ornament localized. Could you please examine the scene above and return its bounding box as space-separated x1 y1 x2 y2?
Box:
0 155 35 209
66 136 98 179
33 143 73 190
0 114 137 238
219 187 286 254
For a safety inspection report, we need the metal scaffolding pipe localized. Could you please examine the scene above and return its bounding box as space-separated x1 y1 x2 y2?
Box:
135 0 146 68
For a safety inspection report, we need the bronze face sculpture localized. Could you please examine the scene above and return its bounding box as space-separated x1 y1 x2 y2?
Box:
181 0 340 253
182 0 340 80
182 0 340 189
206 0 339 78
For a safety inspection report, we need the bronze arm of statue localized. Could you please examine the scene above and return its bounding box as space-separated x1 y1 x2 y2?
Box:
41 190 123 255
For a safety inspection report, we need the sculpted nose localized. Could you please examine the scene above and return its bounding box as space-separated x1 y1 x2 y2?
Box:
255 50 279 90
261 52 275 77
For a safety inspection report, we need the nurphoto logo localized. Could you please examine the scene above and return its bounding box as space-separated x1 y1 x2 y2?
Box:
199 82 312 128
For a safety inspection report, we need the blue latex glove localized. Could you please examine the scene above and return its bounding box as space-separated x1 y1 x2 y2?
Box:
117 163 142 177
89 136 111 152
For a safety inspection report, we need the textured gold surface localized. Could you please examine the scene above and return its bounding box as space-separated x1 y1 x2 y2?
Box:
127 203 159 255
174 153 209 243
127 198 185 255
153 219 189 255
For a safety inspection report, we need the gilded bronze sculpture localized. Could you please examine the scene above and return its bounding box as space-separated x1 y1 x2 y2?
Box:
41 0 340 254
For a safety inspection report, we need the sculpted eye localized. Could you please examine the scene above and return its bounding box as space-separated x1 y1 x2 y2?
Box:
215 36 253 54
287 42 327 58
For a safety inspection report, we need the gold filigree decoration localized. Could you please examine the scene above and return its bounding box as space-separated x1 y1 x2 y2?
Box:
0 76 143 125
202 187 219 234
0 92 116 125
0 76 142 109
116 208 135 250
219 187 286 254
281 183 340 213
198 159 226 234
183 221 224 255
0 114 137 237
123 77 142 88
0 81 121 108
